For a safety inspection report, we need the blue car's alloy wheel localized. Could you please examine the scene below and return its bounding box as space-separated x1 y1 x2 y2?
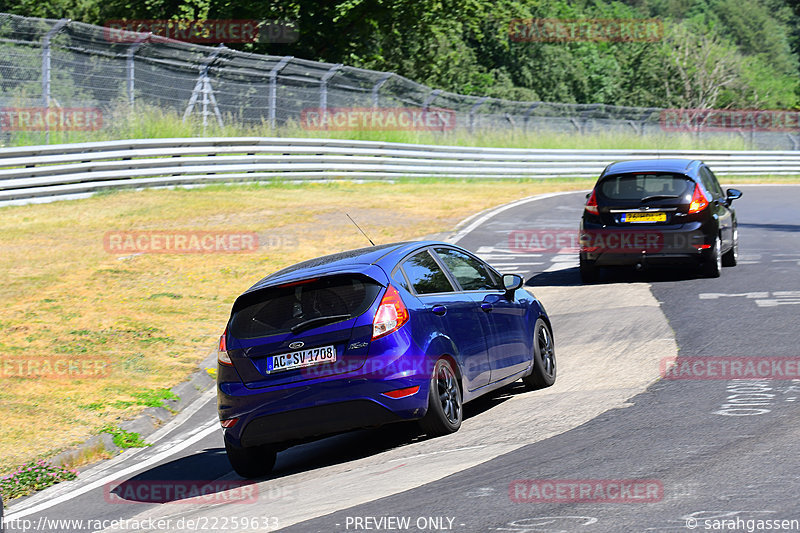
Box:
523 318 557 390
420 358 462 436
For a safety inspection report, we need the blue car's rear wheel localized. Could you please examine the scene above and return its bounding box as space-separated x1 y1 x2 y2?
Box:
523 318 556 390
225 436 277 479
419 358 462 436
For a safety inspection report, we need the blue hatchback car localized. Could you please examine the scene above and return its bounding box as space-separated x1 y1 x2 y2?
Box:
217 241 555 478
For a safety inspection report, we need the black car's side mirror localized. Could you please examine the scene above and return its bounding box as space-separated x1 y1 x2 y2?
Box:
502 274 524 296
726 188 742 202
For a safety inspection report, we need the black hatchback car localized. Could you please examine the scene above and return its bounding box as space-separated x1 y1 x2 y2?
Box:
579 159 742 282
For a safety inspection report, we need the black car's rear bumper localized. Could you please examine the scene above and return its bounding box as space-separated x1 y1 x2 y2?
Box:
580 220 714 267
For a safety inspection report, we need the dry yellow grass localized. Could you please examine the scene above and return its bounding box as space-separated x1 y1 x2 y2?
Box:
0 178 596 474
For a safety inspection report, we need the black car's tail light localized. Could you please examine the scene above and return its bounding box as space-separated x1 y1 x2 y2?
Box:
218 327 233 366
372 285 409 340
584 189 599 215
688 184 709 214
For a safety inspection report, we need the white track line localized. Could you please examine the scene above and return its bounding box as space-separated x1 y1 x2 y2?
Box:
449 191 586 244
5 422 219 520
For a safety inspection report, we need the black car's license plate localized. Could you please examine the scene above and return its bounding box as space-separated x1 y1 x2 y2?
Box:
622 212 667 223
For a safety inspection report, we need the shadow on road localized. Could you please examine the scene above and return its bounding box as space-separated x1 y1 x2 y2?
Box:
105 449 243 503
106 382 529 496
526 267 583 287
526 265 706 287
739 222 800 233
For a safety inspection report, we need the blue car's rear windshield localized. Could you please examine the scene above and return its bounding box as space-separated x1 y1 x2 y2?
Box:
230 274 382 339
599 173 693 201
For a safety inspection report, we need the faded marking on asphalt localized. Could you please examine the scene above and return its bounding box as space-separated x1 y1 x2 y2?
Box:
386 445 487 463
699 291 800 307
371 463 407 475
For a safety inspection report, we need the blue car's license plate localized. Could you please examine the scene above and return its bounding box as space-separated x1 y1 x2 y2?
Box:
267 345 336 373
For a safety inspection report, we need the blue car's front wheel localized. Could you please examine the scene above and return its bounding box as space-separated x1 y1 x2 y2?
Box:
523 318 557 390
419 358 462 436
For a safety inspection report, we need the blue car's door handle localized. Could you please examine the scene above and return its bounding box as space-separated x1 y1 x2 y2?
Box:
480 302 493 312
431 305 447 316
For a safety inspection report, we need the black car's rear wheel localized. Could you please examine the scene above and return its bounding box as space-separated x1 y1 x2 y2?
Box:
579 254 598 283
523 318 557 390
722 228 738 267
225 437 277 479
703 235 723 278
419 358 462 436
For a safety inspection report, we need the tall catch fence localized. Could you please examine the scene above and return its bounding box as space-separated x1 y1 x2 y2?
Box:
1 13 799 149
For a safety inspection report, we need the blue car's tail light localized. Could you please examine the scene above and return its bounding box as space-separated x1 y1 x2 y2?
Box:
372 285 409 340
218 328 233 366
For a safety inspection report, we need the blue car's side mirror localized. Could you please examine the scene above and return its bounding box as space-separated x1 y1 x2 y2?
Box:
502 274 524 293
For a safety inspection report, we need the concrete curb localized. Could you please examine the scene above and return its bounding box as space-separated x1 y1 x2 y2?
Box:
47 349 217 470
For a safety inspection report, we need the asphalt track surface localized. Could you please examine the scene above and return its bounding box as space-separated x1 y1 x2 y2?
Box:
5 185 799 533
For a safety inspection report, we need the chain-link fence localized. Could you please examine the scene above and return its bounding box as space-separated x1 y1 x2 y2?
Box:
1 12 799 149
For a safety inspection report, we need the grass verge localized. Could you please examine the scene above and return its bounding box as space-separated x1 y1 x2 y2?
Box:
0 104 756 151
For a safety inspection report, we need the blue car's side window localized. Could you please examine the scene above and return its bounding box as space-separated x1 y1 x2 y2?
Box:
391 267 411 292
402 251 455 295
434 248 500 291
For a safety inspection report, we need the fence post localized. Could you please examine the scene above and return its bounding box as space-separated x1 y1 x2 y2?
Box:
422 89 441 112
41 18 70 143
371 72 393 108
268 56 293 129
127 34 150 112
319 64 343 126
468 96 488 133
522 103 539 132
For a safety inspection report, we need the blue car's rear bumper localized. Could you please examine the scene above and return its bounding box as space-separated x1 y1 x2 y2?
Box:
218 344 433 448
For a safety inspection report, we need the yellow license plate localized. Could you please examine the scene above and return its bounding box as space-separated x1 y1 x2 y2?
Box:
622 212 667 223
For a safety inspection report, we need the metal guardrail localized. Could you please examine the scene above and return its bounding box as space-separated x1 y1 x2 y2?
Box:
1 137 799 203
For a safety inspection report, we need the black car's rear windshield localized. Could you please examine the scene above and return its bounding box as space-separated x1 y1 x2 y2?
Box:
598 173 693 201
230 274 382 339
